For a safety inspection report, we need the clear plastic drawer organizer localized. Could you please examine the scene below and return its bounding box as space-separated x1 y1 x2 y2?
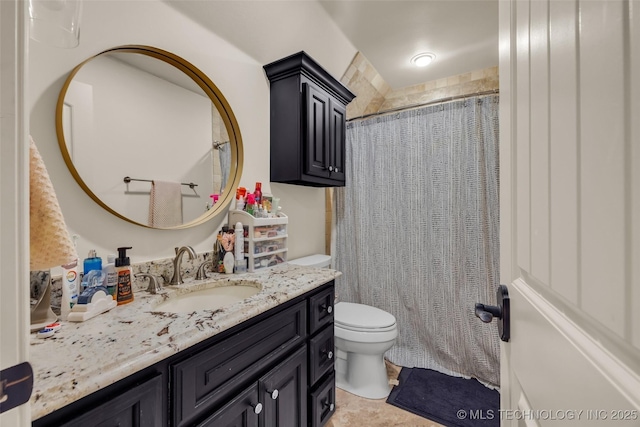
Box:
228 210 288 272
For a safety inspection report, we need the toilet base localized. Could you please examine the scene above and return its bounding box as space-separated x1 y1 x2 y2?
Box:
335 351 391 399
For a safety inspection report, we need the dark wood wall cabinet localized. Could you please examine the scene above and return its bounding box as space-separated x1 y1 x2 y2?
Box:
264 51 356 187
33 281 336 427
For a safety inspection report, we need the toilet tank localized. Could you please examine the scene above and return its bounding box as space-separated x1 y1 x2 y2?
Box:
287 254 332 268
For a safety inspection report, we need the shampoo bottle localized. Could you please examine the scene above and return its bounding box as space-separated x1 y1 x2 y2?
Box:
61 259 79 319
115 247 134 305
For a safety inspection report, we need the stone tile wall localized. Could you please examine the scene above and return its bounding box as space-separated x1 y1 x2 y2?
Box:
341 52 498 119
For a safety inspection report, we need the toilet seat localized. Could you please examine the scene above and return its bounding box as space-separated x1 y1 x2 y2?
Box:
335 302 397 332
335 322 397 333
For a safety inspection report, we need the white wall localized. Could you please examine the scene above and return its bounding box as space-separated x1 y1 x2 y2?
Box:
29 0 356 264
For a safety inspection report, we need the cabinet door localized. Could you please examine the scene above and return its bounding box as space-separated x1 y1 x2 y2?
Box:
303 82 331 179
260 346 308 427
58 375 163 427
328 99 346 183
197 383 260 427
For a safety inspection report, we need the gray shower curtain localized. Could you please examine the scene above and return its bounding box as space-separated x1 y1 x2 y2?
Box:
335 95 500 386
219 143 231 192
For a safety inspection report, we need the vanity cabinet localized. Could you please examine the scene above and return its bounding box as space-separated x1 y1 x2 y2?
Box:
33 281 336 427
263 51 355 187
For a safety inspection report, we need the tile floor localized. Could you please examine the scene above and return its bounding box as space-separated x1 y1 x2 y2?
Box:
326 362 445 427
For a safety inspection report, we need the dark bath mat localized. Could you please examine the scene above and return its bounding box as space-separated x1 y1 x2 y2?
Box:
386 367 499 427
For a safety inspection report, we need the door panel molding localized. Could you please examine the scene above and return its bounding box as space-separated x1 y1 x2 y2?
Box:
0 0 30 424
511 278 640 411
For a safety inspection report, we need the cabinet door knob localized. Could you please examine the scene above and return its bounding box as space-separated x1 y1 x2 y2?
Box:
328 166 334 172
253 402 263 414
322 399 335 411
320 303 333 314
322 350 333 360
270 389 279 400
334 167 339 173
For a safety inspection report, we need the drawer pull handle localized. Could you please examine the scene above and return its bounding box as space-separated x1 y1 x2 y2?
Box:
320 304 333 314
253 402 263 414
270 389 279 400
322 350 334 360
322 399 335 412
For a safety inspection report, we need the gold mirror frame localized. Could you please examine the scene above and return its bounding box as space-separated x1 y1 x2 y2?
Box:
56 45 243 229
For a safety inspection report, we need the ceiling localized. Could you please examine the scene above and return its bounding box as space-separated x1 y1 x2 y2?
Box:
318 0 499 89
165 0 499 91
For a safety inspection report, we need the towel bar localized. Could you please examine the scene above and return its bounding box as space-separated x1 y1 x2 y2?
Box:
123 176 197 189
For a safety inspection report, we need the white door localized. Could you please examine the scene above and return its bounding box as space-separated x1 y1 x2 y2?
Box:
0 0 31 425
499 0 640 425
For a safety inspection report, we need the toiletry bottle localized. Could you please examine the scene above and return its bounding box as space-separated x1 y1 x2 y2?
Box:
115 247 134 305
83 249 102 273
234 222 246 273
271 197 280 215
236 195 245 211
61 258 79 319
253 182 262 205
103 254 118 299
82 249 102 294
246 194 256 216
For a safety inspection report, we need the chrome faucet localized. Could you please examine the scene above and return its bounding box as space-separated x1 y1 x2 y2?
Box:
195 259 213 280
170 246 197 285
135 273 162 294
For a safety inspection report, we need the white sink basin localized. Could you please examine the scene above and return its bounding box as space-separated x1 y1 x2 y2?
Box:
154 284 261 313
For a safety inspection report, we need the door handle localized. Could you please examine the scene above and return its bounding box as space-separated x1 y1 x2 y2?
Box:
475 284 510 342
0 362 33 414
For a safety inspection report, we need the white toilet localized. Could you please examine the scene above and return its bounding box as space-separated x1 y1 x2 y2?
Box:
288 255 398 400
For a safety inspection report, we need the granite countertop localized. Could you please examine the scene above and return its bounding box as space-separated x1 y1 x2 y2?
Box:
30 264 340 421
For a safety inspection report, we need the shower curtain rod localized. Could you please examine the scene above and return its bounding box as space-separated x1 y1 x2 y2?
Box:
347 89 499 122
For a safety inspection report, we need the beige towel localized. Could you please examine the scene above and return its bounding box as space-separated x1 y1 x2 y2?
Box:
148 180 183 227
29 136 78 270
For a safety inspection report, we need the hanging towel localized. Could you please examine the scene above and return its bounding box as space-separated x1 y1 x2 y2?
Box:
29 136 78 270
148 180 183 227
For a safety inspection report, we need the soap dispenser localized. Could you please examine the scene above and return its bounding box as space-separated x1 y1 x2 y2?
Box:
115 247 134 305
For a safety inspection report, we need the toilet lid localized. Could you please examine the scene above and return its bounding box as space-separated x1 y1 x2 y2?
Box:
334 302 396 330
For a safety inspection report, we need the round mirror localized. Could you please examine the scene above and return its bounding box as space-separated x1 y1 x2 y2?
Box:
56 45 243 229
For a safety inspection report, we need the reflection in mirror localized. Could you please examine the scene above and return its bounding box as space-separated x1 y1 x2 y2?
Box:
57 46 242 229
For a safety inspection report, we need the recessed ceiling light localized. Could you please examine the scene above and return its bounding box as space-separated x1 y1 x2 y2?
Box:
411 52 436 67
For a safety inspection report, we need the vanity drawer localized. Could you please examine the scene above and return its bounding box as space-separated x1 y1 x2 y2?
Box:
310 371 336 427
172 301 307 427
308 284 334 335
309 323 335 385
